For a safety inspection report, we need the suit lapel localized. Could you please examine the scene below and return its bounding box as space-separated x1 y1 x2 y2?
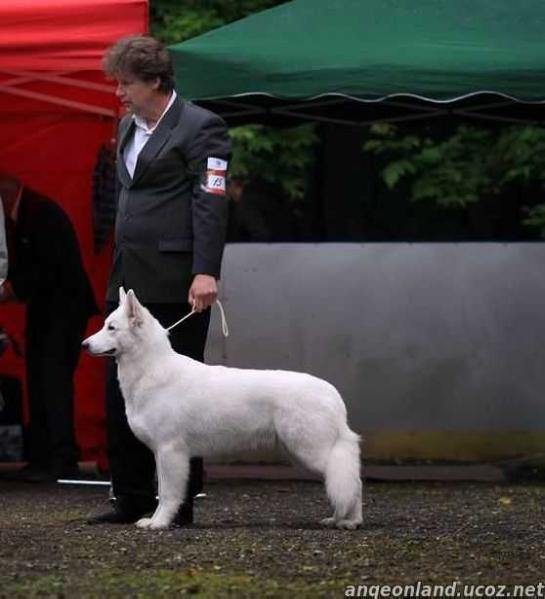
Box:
131 97 184 186
117 117 135 188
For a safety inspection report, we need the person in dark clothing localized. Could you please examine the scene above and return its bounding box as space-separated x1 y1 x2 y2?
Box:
0 172 98 481
227 177 298 242
86 35 230 526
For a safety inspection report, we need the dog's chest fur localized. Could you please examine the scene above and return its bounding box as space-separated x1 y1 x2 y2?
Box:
116 364 162 445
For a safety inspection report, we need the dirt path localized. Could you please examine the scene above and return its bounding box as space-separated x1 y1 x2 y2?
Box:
0 479 544 597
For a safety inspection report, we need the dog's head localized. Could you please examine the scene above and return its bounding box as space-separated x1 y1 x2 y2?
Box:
82 287 163 358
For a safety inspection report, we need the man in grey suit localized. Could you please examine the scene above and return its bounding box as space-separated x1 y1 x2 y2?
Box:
88 36 231 525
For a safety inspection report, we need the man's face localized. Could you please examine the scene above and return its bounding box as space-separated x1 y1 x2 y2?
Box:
114 73 160 117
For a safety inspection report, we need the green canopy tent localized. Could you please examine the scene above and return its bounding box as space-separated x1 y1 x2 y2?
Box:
169 0 545 126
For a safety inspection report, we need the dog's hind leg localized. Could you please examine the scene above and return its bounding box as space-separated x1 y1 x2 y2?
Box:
288 437 362 530
276 410 363 530
322 431 363 530
136 445 189 530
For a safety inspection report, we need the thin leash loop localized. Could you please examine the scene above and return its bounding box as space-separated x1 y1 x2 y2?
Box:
166 299 229 337
215 298 229 337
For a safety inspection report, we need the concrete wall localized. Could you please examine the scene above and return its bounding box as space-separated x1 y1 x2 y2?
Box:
206 243 545 461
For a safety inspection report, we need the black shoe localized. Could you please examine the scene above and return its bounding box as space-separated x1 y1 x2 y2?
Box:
173 501 194 527
86 499 156 525
52 465 82 482
7 463 50 482
86 504 153 525
50 459 81 481
6 463 80 483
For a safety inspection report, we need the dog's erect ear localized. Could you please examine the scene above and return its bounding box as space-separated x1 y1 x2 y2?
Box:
126 289 143 327
119 287 127 304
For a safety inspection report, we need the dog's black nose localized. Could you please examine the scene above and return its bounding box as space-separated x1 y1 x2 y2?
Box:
81 340 89 351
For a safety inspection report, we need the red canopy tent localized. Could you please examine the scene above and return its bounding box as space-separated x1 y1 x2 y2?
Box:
0 0 148 468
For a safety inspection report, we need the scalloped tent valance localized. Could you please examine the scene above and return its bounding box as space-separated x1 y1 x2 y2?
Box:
170 0 545 126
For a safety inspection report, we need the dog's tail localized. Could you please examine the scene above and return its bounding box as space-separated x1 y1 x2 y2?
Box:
325 428 363 524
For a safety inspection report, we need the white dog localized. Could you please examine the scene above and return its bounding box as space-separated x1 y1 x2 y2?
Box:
83 288 362 530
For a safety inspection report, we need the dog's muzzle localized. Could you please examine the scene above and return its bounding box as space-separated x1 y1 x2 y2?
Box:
81 340 116 357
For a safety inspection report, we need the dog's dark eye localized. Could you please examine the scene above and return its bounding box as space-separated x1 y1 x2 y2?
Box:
107 324 116 331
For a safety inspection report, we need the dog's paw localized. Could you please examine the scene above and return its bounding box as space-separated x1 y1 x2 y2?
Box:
320 517 336 528
136 517 153 529
335 519 362 531
148 519 171 530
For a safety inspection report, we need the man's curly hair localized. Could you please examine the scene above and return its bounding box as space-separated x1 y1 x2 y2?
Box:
103 35 175 93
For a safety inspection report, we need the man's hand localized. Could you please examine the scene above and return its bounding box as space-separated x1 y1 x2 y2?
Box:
188 274 218 312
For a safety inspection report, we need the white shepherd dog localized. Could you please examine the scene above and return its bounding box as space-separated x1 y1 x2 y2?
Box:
83 288 362 530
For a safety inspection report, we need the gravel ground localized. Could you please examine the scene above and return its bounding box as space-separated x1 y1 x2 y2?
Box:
0 478 544 597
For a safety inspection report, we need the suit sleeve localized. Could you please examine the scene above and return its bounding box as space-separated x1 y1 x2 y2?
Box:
186 114 232 278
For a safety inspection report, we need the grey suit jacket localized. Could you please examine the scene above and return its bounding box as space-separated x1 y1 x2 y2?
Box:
106 97 231 304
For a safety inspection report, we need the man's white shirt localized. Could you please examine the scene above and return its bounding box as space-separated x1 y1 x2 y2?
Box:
123 90 177 178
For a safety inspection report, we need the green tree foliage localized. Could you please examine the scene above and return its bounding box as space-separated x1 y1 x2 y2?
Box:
151 0 284 45
150 0 317 202
229 124 317 201
364 123 545 236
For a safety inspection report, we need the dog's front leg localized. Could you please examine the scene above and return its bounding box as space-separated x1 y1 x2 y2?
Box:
136 445 189 530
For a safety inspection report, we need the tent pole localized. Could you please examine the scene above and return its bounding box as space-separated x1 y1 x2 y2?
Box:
0 84 116 117
454 110 541 125
1 70 115 94
271 107 445 126
1 71 70 87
